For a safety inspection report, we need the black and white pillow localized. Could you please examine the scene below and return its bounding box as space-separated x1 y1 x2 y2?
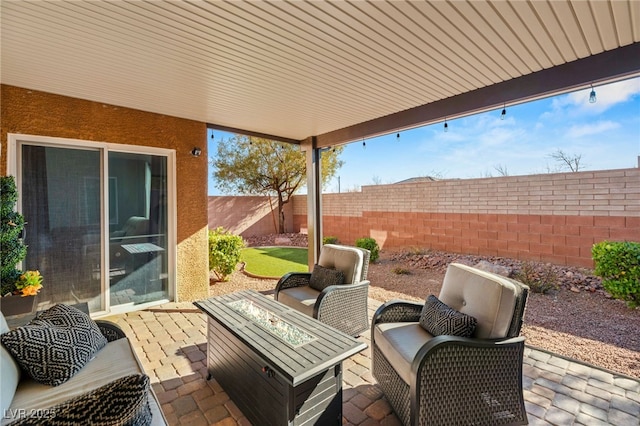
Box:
0 304 108 386
308 264 345 291
9 374 152 426
419 295 477 338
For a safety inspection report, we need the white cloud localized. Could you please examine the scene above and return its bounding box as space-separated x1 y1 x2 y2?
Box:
565 120 620 138
556 77 640 114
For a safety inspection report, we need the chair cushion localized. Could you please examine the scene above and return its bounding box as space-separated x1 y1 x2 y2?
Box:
318 244 364 284
0 304 108 386
374 322 432 384
419 295 477 338
0 312 21 417
9 374 152 426
277 286 320 317
438 263 518 339
308 264 344 291
6 338 165 425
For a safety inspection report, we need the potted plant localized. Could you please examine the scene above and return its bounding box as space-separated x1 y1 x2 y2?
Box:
0 176 43 316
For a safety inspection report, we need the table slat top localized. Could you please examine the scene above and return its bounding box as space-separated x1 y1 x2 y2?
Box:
194 290 367 384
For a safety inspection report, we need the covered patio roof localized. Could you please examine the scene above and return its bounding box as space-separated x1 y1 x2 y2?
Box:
2 1 639 148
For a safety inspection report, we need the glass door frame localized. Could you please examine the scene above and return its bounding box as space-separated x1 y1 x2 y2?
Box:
7 133 177 317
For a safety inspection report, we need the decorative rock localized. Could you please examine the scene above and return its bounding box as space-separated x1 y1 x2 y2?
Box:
473 260 513 277
570 286 580 293
274 236 292 245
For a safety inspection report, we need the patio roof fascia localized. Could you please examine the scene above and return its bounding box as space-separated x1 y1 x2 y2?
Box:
314 42 640 149
208 42 640 150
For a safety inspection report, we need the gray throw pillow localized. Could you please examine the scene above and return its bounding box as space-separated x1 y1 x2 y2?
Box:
308 264 345 291
9 374 152 426
419 295 477 338
0 304 108 386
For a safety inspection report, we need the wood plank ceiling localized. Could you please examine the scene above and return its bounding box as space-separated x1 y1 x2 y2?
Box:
2 1 639 147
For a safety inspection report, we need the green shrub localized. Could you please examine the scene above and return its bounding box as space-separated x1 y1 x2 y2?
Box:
0 176 27 296
323 236 339 245
208 227 245 281
592 241 640 308
514 261 559 294
355 237 380 263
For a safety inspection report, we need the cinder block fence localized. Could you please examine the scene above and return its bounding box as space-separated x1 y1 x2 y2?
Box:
210 168 640 268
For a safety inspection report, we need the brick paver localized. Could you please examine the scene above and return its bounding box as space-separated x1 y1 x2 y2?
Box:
105 300 640 426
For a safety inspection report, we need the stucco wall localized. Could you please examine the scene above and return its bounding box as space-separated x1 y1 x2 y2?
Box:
208 196 294 236
292 168 640 268
1 85 209 301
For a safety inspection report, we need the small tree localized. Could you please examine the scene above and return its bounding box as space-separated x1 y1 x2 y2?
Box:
549 149 585 172
0 176 27 295
208 227 245 282
212 135 343 233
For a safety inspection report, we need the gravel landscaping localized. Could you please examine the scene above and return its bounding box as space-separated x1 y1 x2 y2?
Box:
212 233 640 379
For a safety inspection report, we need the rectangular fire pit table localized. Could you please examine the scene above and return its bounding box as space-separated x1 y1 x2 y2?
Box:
194 290 367 425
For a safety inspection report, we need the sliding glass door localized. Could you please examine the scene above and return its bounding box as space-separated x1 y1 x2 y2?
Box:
17 138 172 314
108 152 168 306
21 145 103 311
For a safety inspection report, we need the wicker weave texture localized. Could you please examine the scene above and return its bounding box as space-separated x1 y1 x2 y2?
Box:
96 320 126 342
371 272 530 426
316 283 369 336
416 340 527 425
373 346 411 425
275 273 312 293
275 246 371 336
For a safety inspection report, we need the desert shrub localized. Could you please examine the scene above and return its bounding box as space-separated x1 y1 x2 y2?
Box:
592 241 640 308
208 227 245 281
408 247 429 255
514 261 559 294
323 236 339 245
355 237 380 263
391 267 411 275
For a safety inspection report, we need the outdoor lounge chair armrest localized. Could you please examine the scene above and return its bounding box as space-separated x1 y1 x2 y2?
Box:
95 320 126 342
275 272 312 295
406 335 526 425
411 335 525 391
373 300 423 325
314 281 370 316
314 280 370 336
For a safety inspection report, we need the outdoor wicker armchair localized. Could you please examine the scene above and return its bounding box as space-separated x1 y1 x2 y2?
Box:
371 263 529 426
274 244 370 336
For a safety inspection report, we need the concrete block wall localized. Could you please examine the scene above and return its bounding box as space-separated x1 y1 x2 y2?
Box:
292 168 640 268
208 196 294 237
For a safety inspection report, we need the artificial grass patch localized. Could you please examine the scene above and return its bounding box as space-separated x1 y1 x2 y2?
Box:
241 247 309 277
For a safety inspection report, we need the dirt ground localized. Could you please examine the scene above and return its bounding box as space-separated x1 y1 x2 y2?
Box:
211 234 640 379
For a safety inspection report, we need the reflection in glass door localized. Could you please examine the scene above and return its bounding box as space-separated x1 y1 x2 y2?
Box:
108 152 168 306
19 141 170 314
21 145 103 312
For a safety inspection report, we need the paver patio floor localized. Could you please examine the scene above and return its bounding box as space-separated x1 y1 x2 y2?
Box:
104 297 640 426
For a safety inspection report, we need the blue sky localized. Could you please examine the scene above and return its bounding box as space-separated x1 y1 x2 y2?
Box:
208 76 640 195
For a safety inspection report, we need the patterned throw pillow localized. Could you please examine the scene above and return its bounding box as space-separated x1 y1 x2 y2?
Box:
10 374 152 426
1 304 108 386
419 295 477 338
308 264 345 291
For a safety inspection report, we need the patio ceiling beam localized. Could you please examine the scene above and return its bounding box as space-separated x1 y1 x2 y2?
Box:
207 123 300 145
314 42 640 149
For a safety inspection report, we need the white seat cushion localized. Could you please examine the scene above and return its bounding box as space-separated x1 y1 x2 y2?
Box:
0 312 21 417
276 286 320 317
438 263 518 339
3 338 165 426
318 244 364 284
374 322 432 384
